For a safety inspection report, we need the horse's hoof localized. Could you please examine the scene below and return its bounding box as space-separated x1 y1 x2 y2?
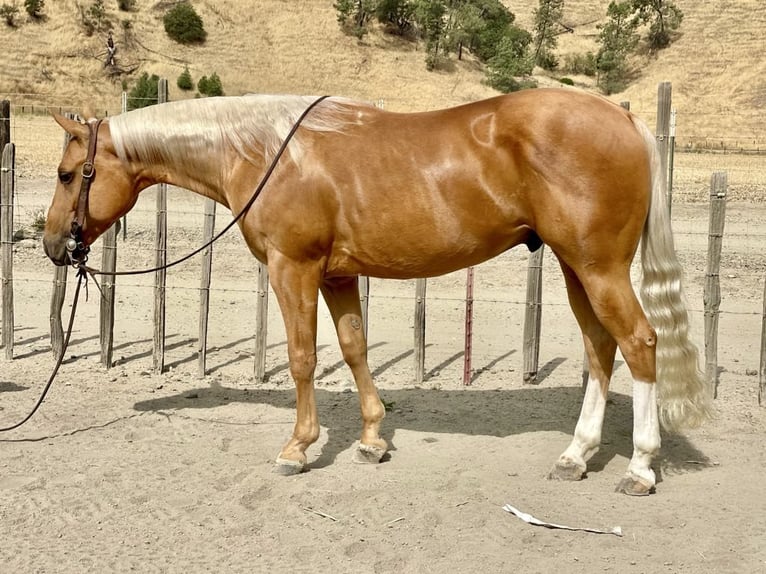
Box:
615 475 655 496
547 461 586 481
353 443 387 464
273 457 306 476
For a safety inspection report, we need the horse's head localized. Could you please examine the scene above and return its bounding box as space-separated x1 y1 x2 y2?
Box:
43 114 137 266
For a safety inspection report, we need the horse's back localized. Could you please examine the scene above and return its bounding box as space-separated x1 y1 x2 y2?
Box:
255 89 652 279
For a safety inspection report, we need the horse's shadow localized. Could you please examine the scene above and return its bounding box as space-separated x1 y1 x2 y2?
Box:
133 382 711 482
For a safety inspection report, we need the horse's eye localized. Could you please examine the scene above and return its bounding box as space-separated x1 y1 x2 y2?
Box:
58 171 74 185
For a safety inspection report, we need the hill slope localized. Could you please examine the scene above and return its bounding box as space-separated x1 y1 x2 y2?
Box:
1 0 764 147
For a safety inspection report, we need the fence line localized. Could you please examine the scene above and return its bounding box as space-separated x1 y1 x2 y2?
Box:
0 86 764 405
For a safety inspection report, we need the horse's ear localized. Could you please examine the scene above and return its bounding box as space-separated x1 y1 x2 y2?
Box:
81 104 96 122
52 112 88 139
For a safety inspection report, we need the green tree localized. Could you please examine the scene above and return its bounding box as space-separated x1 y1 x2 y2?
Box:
445 1 483 60
197 72 223 96
375 0 415 35
631 0 683 50
469 0 516 62
177 66 194 91
0 3 19 26
532 0 564 69
127 72 160 110
596 1 639 94
485 27 535 92
332 0 532 74
164 2 206 44
24 0 44 19
413 0 447 70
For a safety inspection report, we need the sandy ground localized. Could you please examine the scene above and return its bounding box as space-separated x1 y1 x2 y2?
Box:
0 178 765 573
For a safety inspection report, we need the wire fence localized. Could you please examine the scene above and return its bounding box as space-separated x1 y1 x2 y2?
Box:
1 94 765 397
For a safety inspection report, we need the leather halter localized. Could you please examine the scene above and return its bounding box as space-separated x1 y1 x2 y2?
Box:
66 118 103 265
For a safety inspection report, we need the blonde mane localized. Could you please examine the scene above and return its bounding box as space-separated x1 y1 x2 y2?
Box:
109 95 366 179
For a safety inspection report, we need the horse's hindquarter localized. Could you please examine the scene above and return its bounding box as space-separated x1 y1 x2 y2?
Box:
254 89 651 279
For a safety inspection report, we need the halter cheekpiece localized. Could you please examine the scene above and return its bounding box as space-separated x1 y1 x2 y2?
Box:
66 118 103 266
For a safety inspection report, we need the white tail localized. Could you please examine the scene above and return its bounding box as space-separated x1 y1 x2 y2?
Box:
634 118 713 431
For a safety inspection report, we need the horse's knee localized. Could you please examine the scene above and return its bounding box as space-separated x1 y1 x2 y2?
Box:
288 349 317 382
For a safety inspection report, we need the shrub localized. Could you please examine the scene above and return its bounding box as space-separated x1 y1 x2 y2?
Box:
536 49 558 71
177 66 194 91
0 3 19 26
197 72 223 97
559 77 574 86
80 0 110 36
24 0 44 19
562 52 597 76
164 2 206 44
117 0 135 11
127 72 160 110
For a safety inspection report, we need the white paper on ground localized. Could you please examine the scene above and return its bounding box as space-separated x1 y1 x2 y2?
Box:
503 503 623 537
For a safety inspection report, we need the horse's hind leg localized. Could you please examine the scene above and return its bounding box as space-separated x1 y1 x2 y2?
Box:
549 262 618 482
321 276 388 463
573 267 661 496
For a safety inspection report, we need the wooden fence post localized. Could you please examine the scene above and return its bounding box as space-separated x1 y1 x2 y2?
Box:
1 101 9 350
359 275 369 340
198 198 215 377
656 82 672 215
153 79 168 373
759 276 766 406
704 172 727 397
254 261 269 383
523 246 544 383
668 108 677 209
413 278 427 384
120 91 128 241
100 97 119 368
1 143 14 358
0 101 10 152
463 267 474 385
50 265 67 357
49 114 77 357
99 222 117 368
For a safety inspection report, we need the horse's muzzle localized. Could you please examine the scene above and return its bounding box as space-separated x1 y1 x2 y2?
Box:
42 235 70 267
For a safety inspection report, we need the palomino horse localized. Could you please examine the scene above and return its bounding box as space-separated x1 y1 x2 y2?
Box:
43 88 711 495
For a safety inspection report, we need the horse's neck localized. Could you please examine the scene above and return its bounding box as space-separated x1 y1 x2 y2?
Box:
137 151 235 206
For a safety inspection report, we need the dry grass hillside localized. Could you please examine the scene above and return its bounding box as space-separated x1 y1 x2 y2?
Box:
0 0 764 148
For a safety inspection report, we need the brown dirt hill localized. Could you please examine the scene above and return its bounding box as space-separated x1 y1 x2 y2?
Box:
0 0 764 148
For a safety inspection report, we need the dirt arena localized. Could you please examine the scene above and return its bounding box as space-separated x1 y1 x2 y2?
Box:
0 165 765 572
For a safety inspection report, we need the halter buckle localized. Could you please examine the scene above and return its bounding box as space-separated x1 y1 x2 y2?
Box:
81 160 95 179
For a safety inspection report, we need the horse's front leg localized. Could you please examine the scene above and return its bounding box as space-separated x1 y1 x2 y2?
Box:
268 256 323 475
321 276 388 463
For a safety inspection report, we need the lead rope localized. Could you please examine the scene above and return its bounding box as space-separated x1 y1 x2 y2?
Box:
0 95 330 432
0 268 87 432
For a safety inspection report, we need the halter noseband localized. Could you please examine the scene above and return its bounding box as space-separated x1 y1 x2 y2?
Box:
66 118 103 266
